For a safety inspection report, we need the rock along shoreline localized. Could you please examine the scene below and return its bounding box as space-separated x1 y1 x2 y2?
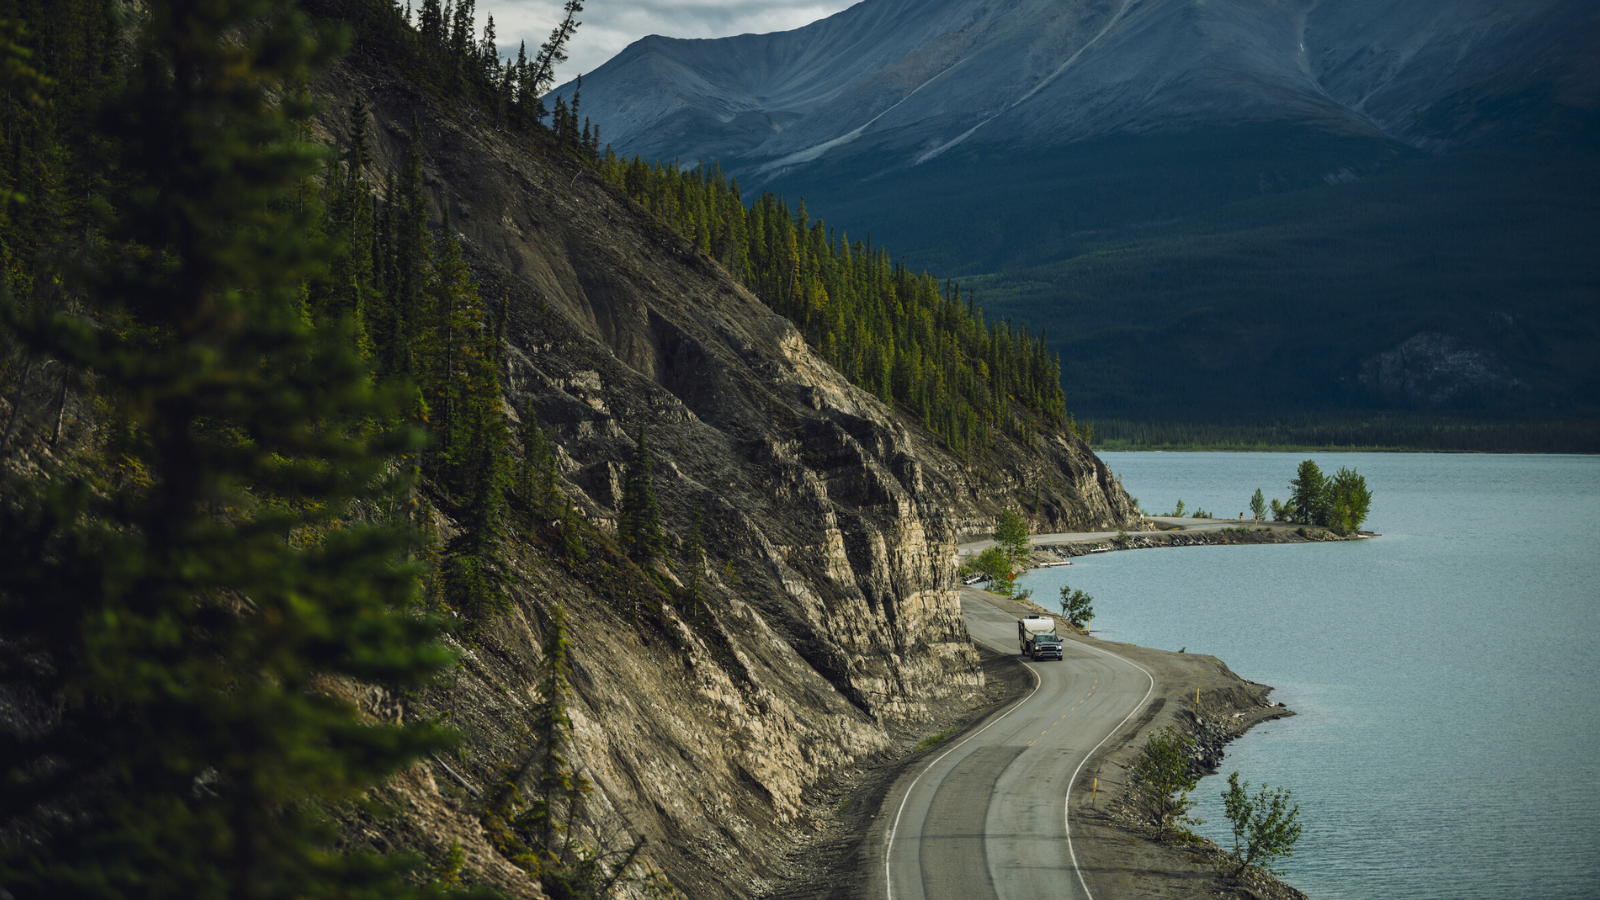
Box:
1032 517 1375 562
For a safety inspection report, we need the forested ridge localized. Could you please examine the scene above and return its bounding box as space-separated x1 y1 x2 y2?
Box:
288 0 1080 460
595 159 1074 454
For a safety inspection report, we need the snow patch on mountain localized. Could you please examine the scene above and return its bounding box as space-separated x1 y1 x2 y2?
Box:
553 0 1597 174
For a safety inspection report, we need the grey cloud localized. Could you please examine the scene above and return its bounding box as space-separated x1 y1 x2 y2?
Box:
479 0 852 80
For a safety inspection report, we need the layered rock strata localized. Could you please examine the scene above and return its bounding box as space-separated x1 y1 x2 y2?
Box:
313 55 1137 899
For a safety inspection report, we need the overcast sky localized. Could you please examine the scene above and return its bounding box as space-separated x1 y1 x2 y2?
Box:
474 1 859 82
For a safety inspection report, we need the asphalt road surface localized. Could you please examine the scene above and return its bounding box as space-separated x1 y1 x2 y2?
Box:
877 591 1155 900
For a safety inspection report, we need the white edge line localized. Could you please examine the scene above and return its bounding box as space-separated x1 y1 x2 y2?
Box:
883 628 1043 900
1062 638 1156 900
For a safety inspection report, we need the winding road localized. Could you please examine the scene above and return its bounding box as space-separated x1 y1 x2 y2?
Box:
876 589 1156 900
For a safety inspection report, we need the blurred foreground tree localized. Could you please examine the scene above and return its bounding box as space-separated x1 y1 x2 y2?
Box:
0 2 478 897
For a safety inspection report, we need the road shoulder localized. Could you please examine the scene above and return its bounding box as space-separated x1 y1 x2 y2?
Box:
1051 624 1306 898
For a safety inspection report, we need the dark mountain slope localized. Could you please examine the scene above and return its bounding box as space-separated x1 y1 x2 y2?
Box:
556 0 1600 427
559 0 1595 165
781 121 1600 417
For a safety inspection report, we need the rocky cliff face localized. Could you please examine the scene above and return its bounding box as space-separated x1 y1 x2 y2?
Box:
314 54 1135 899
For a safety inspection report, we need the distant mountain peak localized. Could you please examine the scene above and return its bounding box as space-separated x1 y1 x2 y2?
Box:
556 0 1594 176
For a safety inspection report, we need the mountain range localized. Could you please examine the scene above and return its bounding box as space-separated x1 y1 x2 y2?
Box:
555 0 1600 422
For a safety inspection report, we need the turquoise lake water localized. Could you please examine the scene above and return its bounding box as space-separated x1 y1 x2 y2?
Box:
1017 452 1600 899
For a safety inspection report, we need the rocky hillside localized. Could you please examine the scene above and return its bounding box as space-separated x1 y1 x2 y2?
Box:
311 51 1136 899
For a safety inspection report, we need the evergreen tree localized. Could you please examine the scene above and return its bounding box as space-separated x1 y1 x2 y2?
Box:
529 0 583 99
617 426 664 563
0 2 465 896
418 0 444 46
559 495 586 563
383 114 432 377
480 601 619 893
1289 459 1329 526
440 385 511 621
316 99 378 357
477 14 498 84
550 95 568 143
519 400 557 513
447 0 474 85
511 39 538 126
416 207 493 484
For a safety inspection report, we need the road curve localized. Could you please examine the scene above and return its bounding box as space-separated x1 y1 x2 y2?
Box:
876 591 1154 900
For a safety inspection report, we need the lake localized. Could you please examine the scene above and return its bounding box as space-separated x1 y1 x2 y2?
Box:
1017 452 1600 899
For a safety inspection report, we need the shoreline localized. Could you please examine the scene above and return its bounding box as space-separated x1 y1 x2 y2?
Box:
1005 521 1330 897
761 523 1320 899
1003 592 1308 900
757 604 1307 900
960 516 1374 567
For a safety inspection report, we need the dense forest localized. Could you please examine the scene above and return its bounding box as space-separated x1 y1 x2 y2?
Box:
0 1 1082 897
596 157 1073 453
298 0 1078 458
1089 413 1600 453
768 123 1600 451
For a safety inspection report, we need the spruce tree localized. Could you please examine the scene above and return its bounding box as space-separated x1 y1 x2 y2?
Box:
617 426 664 564
385 114 433 379
529 0 584 100
418 0 444 47
520 400 556 513
1289 459 1329 526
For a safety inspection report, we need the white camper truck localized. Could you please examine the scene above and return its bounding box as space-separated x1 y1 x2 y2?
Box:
1018 615 1063 661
